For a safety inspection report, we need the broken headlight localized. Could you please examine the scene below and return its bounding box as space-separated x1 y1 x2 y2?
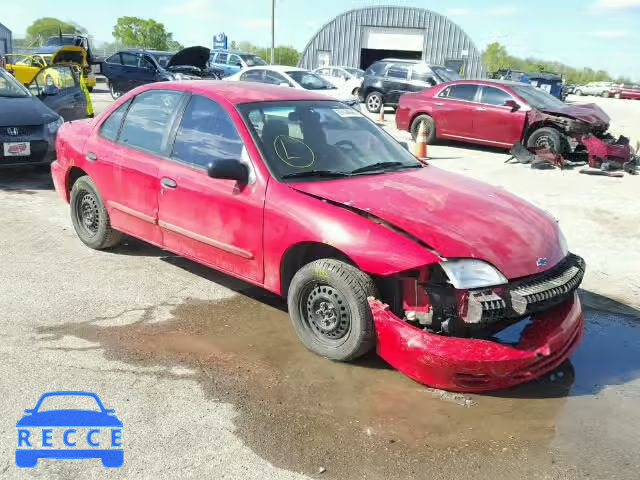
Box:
439 259 507 290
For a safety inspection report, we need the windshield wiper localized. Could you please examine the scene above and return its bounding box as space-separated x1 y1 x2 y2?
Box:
350 162 423 174
281 170 352 180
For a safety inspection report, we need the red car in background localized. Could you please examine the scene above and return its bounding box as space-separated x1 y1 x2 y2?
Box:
608 84 640 100
396 79 613 153
51 81 584 392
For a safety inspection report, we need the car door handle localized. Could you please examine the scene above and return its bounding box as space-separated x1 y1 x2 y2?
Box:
86 152 98 161
475 107 487 111
161 177 177 189
434 102 444 106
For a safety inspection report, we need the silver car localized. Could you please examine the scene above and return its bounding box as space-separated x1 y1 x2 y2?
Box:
574 82 615 97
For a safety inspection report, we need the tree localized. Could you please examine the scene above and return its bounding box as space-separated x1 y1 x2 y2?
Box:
26 17 86 44
113 17 179 50
481 42 509 73
231 40 300 66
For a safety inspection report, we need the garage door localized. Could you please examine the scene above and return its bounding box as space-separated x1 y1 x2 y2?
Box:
362 27 424 52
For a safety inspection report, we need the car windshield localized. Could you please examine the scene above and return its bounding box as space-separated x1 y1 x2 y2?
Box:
46 36 79 46
287 71 337 90
150 53 173 68
431 66 461 82
512 85 566 109
239 100 423 181
240 54 267 67
0 69 31 98
344 67 364 78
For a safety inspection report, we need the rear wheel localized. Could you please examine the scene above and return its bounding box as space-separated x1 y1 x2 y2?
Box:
288 259 376 361
526 127 569 154
575 89 583 96
410 114 437 144
70 176 122 250
614 92 622 99
602 91 610 98
365 91 383 113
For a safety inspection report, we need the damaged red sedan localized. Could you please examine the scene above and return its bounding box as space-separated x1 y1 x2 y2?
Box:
396 79 621 155
51 81 585 393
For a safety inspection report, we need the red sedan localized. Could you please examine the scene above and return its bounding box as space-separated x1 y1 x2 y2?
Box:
608 84 640 100
51 81 585 392
396 79 612 152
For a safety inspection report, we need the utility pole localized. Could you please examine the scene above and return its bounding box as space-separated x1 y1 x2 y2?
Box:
270 0 275 64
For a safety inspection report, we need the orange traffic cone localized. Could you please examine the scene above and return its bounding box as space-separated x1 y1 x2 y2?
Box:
415 121 428 159
378 106 385 122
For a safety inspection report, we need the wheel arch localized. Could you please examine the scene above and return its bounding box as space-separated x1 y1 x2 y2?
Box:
65 166 89 203
523 121 567 143
280 241 357 298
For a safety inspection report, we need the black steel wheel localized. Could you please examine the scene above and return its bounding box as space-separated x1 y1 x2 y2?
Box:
526 127 569 154
288 259 377 361
70 176 122 250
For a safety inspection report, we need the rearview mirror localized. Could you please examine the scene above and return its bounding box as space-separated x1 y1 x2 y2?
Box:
504 99 520 112
43 85 59 96
207 158 249 183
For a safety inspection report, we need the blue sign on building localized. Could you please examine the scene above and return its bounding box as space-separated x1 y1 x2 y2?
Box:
213 32 228 50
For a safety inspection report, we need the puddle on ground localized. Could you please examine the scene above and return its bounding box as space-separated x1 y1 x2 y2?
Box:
39 291 640 479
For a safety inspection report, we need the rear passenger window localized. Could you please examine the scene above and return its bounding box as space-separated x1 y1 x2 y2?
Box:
386 64 409 79
99 100 131 142
216 53 228 64
171 95 244 168
439 84 478 101
119 90 183 154
120 53 138 67
240 70 264 82
106 53 121 65
480 86 512 106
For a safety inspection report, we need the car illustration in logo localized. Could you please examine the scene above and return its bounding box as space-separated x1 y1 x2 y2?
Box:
16 391 123 468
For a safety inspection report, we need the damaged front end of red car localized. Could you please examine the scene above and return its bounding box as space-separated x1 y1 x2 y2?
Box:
369 254 586 392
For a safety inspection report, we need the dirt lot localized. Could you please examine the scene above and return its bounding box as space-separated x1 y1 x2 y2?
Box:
0 86 638 479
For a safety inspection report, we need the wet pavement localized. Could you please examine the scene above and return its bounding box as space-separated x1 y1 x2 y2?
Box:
37 286 640 480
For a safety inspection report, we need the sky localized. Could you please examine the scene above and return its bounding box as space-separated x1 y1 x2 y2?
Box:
2 0 639 79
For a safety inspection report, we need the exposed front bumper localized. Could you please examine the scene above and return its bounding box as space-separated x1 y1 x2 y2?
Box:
369 293 584 392
50 160 68 202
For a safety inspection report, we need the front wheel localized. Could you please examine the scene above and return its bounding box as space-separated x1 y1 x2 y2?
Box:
70 176 123 250
614 92 622 99
602 91 610 98
365 91 383 113
526 127 569 154
109 82 121 100
288 259 376 361
575 89 583 96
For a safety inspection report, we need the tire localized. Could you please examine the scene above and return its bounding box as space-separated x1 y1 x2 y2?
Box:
526 127 569 154
287 259 377 362
70 176 123 250
575 89 583 96
614 93 621 99
410 114 437 144
352 87 360 96
109 82 121 100
365 91 383 113
602 91 610 98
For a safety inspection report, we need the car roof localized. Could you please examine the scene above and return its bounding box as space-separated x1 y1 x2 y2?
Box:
211 50 256 56
434 79 535 89
143 80 333 104
118 48 174 55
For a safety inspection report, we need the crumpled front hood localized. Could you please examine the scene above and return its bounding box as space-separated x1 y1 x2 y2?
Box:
167 46 210 70
540 102 610 126
290 166 566 279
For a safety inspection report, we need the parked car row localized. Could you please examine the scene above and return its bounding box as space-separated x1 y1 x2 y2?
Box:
46 79 585 392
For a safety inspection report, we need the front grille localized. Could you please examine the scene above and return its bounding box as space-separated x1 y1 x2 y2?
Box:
508 254 585 316
467 254 585 324
0 125 42 139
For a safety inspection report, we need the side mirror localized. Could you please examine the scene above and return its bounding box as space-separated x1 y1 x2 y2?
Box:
24 409 34 414
503 99 520 112
207 158 249 183
104 408 116 414
235 62 243 67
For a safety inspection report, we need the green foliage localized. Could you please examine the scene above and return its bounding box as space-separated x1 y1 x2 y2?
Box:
112 17 181 51
233 41 300 66
26 18 86 44
481 42 635 84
